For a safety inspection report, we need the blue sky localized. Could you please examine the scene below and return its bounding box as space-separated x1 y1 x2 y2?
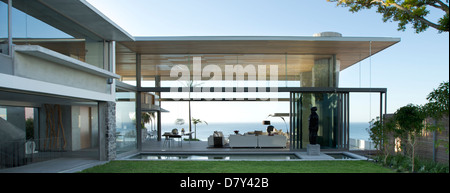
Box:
2 1 448 124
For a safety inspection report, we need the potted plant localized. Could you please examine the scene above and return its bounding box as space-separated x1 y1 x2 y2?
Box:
192 117 208 140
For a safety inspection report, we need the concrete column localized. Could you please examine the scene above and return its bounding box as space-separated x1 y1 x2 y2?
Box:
299 71 312 87
312 58 332 87
71 106 81 151
312 57 339 147
312 57 340 88
98 101 116 161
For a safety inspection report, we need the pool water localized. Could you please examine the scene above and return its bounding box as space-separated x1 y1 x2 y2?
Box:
326 153 354 160
128 154 300 160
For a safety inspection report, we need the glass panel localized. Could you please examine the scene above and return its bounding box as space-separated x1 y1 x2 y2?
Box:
142 54 189 87
115 89 137 154
0 105 40 168
140 54 338 90
116 43 137 85
290 92 339 149
4 3 114 68
6 3 72 39
288 54 336 87
0 2 7 50
85 38 105 69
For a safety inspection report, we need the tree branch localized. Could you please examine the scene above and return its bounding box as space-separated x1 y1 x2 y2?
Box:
371 0 442 30
435 0 449 13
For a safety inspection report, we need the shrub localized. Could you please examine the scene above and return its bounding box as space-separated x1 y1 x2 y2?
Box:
377 154 449 173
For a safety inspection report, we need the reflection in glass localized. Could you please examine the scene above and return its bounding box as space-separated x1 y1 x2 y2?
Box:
115 90 137 154
290 92 339 149
115 43 137 85
132 54 338 89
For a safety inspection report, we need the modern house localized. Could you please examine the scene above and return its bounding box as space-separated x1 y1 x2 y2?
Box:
0 0 399 168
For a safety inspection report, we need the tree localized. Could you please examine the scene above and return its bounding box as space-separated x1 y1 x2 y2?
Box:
394 104 426 172
191 117 208 140
327 0 449 33
25 118 34 140
423 81 449 153
423 81 449 119
367 116 396 164
141 112 156 130
183 80 203 140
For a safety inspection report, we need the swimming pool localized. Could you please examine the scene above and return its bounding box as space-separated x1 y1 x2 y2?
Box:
127 153 300 160
124 152 367 161
326 153 355 160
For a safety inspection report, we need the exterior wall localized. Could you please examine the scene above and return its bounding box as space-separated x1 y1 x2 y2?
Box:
14 52 110 94
0 53 13 74
385 114 449 164
416 117 449 164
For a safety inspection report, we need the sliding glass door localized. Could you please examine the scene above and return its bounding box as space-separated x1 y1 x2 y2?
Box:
290 92 349 150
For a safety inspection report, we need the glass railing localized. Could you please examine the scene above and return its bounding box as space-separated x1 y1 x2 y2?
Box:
0 137 64 169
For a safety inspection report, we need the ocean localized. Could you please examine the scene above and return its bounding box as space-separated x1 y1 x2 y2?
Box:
160 122 371 142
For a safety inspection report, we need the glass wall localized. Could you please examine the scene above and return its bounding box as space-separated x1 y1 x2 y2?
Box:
290 91 350 150
290 93 339 149
117 54 337 88
0 1 8 55
0 2 7 40
115 53 337 101
0 105 39 168
0 2 112 70
85 38 107 69
115 43 137 86
114 52 343 149
115 88 137 154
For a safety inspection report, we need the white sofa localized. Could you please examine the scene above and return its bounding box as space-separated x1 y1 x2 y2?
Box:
228 135 258 148
228 135 287 148
258 135 287 148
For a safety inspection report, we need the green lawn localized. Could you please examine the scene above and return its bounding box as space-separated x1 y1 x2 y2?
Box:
80 160 394 173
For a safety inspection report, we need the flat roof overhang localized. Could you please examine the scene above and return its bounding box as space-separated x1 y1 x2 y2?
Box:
118 36 400 71
5 0 134 41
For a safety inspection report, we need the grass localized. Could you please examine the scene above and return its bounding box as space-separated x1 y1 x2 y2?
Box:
80 160 395 173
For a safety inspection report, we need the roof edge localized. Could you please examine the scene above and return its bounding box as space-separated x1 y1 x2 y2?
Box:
80 0 135 41
132 36 400 42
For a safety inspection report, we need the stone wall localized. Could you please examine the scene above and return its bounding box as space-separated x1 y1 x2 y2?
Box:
99 101 116 161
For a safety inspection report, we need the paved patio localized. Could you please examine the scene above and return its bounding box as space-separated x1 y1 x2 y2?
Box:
0 157 107 173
